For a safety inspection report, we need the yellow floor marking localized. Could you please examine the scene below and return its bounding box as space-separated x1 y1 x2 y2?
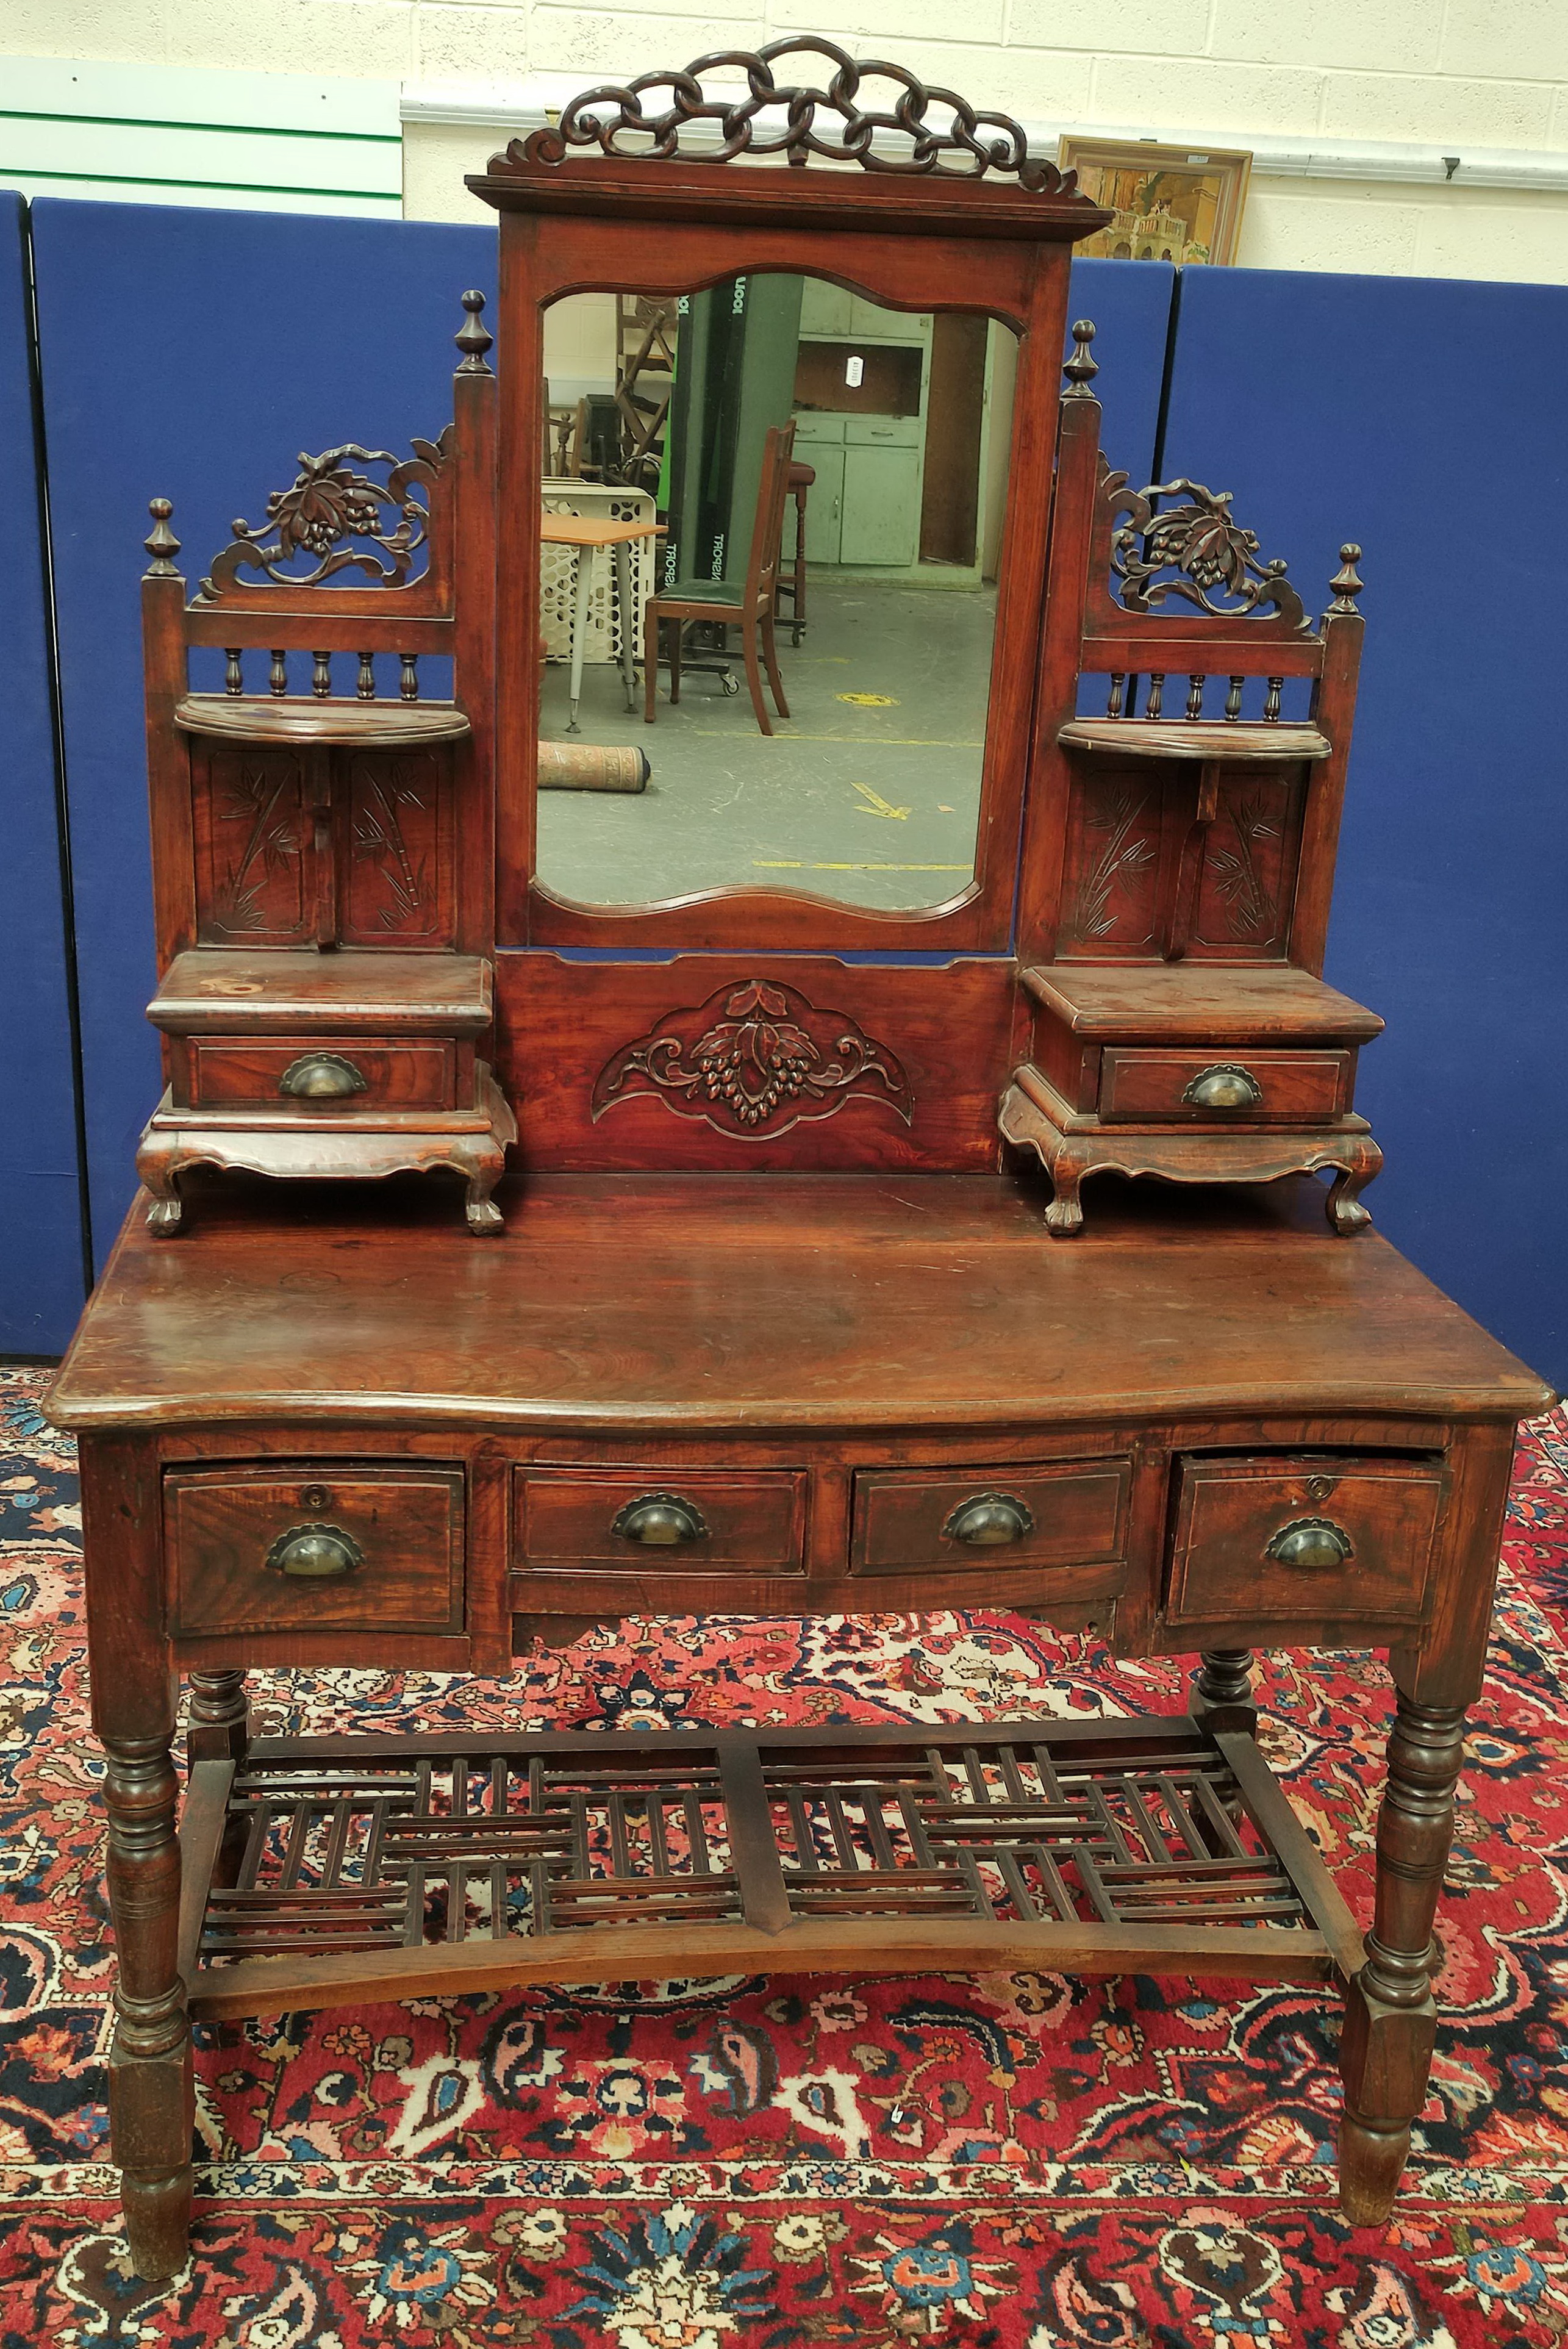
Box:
851 780 911 820
754 861 971 872
836 691 899 706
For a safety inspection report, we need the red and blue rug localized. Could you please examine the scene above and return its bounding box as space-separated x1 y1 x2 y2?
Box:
1 1363 1566 2345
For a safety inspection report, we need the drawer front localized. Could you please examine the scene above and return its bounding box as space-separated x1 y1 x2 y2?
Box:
852 1460 1131 1577
1098 1049 1352 1125
1165 1454 1447 1628
168 1464 465 1636
845 415 922 447
514 1468 807 1577
188 1035 456 1111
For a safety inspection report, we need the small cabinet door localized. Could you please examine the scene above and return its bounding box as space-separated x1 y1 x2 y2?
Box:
840 443 922 566
800 442 845 563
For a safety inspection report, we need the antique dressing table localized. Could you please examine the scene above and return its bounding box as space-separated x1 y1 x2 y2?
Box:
46 42 1555 2280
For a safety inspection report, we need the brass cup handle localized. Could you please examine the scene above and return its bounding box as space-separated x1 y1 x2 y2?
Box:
1181 1063 1263 1113
944 1493 1036 1546
279 1052 368 1100
265 1521 365 1579
1264 1516 1354 1572
612 1493 710 1546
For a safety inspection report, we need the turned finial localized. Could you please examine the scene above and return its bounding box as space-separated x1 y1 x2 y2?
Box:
1064 318 1098 398
1329 542 1364 613
456 288 493 372
143 497 181 575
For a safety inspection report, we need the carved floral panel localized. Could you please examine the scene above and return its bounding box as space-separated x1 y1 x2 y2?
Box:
592 978 913 1138
195 747 310 945
341 751 456 946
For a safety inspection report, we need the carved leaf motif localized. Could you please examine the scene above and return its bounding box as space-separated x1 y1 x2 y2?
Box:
350 759 430 931
197 427 454 601
1205 795 1281 940
592 977 912 1137
1109 476 1309 631
1073 784 1156 942
215 759 302 932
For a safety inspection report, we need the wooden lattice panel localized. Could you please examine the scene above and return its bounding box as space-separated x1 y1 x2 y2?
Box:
182 1719 1362 2014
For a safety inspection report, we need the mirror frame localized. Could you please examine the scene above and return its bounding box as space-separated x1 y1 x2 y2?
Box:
470 54 1107 952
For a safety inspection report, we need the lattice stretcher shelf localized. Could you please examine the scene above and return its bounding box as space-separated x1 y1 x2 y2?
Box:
177 1716 1363 2020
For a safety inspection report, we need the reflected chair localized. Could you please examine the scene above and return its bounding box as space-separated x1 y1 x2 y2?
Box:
643 420 796 737
776 458 815 646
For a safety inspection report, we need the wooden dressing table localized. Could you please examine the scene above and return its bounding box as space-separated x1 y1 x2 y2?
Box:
47 41 1555 2279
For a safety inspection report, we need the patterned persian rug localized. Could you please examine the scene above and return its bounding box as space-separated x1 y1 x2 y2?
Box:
1 1361 1566 2347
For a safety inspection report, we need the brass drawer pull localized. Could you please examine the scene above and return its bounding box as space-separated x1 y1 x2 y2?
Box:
279 1052 368 1100
265 1521 364 1579
1264 1516 1354 1572
1182 1063 1264 1113
612 1493 709 1546
944 1492 1035 1546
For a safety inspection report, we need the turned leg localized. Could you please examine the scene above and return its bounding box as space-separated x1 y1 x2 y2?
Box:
1191 1647 1256 1734
85 1436 193 2278
1339 1688 1467 2223
187 1668 249 1763
103 1726 194 2277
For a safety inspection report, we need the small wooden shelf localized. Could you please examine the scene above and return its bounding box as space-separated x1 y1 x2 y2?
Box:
148 948 492 1035
1023 963 1385 1044
175 695 472 747
177 1714 1362 2019
1059 719 1330 763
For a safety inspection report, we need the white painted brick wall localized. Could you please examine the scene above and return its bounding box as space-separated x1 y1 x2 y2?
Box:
7 0 1568 279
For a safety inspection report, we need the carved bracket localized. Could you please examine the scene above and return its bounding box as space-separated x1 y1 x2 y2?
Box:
592 977 913 1137
506 37 1083 193
1108 474 1310 631
198 429 454 602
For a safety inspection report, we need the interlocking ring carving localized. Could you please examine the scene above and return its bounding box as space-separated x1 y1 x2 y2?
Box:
521 38 1077 190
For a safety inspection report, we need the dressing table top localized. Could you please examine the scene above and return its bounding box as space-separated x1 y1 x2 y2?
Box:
51 1174 1550 1434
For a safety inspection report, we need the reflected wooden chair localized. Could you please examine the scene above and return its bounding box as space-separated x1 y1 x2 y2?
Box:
776 458 815 646
643 420 796 736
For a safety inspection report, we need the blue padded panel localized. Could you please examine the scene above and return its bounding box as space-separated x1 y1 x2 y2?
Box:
1065 258 1173 495
32 209 1173 1255
30 200 499 1268
0 196 85 1353
1163 267 1568 1388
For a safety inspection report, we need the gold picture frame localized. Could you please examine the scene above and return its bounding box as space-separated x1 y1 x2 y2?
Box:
1058 138 1252 267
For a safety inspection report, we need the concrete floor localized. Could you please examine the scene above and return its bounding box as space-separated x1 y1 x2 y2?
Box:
536 577 996 911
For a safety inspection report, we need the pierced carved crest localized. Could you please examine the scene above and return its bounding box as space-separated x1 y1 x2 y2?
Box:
1108 474 1309 631
507 37 1084 193
198 430 453 601
592 978 913 1137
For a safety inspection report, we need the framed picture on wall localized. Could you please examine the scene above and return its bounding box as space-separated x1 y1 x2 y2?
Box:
1058 138 1252 266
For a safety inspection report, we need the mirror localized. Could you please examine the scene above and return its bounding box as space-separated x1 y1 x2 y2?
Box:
534 276 1018 912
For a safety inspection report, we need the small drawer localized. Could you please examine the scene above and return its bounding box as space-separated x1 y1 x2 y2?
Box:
1165 1454 1447 1629
845 415 922 446
187 1035 456 1111
167 1464 465 1637
851 1460 1131 1576
1098 1048 1353 1125
514 1468 807 1576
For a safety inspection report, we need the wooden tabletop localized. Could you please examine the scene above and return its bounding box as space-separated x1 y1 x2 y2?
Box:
539 513 659 547
48 1173 1553 1433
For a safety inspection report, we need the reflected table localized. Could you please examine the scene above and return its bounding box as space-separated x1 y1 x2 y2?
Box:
539 510 660 732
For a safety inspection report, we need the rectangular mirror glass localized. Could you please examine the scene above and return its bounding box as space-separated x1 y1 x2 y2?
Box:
534 275 1018 913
